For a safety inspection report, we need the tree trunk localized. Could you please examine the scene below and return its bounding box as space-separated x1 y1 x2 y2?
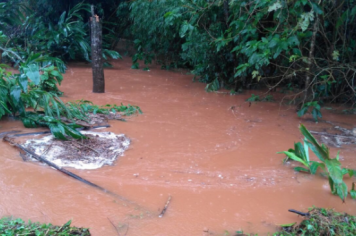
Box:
304 17 319 102
90 5 105 93
223 0 229 26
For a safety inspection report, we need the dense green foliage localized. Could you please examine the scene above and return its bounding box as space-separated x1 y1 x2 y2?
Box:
0 1 121 68
128 0 356 106
279 124 356 202
0 217 90 236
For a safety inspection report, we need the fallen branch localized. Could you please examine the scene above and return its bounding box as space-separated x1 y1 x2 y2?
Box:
159 196 172 218
3 135 150 213
0 130 20 138
288 209 310 217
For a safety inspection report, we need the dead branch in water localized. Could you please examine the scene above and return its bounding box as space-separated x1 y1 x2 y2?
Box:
289 209 310 217
159 196 172 218
3 135 150 213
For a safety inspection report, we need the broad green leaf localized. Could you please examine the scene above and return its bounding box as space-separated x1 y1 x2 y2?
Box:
300 124 328 162
17 74 28 93
350 183 356 199
50 70 63 84
294 142 307 162
347 169 356 177
10 85 22 103
21 116 38 128
310 161 325 174
277 151 309 168
297 107 308 117
48 123 67 140
335 182 348 202
350 189 356 200
24 64 40 85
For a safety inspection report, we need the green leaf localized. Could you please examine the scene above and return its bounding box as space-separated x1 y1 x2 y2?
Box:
24 64 40 85
62 220 72 228
17 74 28 93
268 1 282 12
297 107 308 117
205 78 220 92
48 123 67 140
58 11 67 26
287 35 299 46
309 161 325 174
335 182 348 202
280 222 296 227
294 167 310 173
347 169 356 177
277 151 309 168
103 49 122 60
350 183 356 199
10 85 22 103
21 116 38 128
300 124 328 162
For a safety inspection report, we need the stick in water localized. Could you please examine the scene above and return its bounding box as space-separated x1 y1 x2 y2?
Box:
3 135 150 213
159 196 172 218
288 209 310 217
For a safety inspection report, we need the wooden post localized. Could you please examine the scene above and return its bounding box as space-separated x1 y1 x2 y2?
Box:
90 5 105 93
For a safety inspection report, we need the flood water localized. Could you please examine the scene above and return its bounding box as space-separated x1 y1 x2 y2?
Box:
1 58 356 235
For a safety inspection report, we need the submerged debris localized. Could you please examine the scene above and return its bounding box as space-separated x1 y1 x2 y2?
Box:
22 131 130 169
311 124 356 147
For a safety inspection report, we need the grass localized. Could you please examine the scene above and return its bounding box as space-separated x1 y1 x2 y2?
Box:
0 217 90 236
234 207 356 236
2 207 354 236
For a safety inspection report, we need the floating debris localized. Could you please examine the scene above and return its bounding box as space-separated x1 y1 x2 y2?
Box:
22 131 130 169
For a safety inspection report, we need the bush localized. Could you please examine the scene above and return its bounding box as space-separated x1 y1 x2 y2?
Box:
128 0 356 105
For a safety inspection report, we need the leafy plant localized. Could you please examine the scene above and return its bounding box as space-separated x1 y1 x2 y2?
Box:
297 101 322 122
131 39 153 70
279 138 323 174
246 94 260 102
262 94 274 102
205 78 220 92
0 56 142 140
246 94 273 102
278 124 356 202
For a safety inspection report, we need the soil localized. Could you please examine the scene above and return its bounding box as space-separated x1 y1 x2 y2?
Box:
0 57 356 236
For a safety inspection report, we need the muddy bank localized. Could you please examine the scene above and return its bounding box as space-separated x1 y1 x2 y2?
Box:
0 58 355 235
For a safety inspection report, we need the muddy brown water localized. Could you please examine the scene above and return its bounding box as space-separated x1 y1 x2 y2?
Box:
1 58 356 235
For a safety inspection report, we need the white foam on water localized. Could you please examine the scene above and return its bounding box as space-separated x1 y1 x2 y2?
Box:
23 131 130 170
